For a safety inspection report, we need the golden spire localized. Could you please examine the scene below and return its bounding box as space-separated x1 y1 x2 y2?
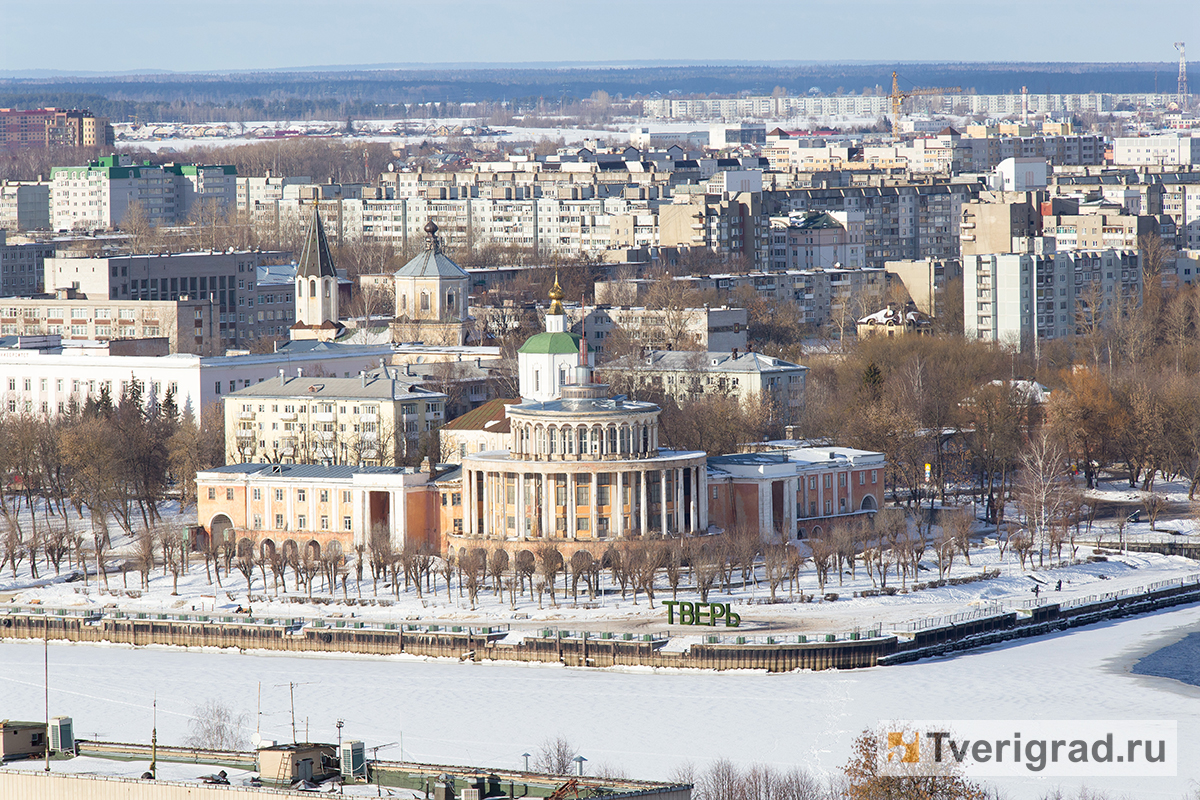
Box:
548 272 565 316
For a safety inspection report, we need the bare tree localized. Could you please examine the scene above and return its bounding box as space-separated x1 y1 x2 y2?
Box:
536 544 564 608
534 735 577 776
185 699 249 751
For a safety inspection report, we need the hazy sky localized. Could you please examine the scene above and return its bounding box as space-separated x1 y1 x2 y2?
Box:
4 0 1199 73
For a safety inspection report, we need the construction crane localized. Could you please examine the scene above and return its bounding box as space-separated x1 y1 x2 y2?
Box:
890 71 961 139
1175 42 1188 107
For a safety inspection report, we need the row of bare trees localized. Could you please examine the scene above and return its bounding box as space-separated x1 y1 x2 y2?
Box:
0 382 223 590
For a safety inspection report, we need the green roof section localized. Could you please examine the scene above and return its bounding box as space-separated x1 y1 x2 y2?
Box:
518 331 584 355
50 158 236 180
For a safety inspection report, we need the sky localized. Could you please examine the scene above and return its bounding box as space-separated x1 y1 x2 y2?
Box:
3 0 1199 74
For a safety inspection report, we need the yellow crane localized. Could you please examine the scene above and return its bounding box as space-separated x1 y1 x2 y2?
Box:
890 71 961 139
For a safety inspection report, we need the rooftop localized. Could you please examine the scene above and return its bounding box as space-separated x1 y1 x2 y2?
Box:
226 369 445 401
605 350 806 374
394 221 469 280
441 397 519 431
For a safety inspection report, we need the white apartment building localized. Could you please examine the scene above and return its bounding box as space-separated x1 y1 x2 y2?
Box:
0 339 399 422
1113 135 1200 166
50 154 236 230
964 249 1141 348
0 180 51 231
599 349 807 425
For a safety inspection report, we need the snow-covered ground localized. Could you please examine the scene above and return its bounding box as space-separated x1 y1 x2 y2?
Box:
114 117 628 153
0 603 1198 799
3 480 1199 638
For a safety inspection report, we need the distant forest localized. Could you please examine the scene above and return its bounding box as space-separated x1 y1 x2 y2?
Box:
0 62 1185 123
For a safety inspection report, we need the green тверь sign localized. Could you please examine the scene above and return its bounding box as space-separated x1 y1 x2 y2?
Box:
661 601 741 627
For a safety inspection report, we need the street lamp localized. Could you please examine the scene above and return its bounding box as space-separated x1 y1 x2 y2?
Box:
522 753 531 772
573 756 587 777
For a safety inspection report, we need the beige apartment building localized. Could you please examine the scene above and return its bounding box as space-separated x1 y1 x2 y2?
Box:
0 292 219 354
224 367 447 466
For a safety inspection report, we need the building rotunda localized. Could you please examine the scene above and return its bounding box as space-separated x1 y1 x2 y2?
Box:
459 282 708 546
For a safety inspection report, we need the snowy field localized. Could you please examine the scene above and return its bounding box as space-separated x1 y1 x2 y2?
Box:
1 603 1198 799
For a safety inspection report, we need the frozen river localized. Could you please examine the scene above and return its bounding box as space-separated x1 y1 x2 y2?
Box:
2 605 1199 799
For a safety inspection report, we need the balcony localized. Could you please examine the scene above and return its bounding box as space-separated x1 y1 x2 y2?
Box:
238 411 255 420
313 412 335 423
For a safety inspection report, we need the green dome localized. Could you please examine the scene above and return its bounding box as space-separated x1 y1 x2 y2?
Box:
518 331 583 355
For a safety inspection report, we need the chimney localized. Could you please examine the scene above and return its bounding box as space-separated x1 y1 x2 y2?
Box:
732 347 739 358
360 371 367 388
278 369 285 386
296 367 303 378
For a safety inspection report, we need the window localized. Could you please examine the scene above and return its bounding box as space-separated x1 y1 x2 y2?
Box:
838 473 846 487
275 489 284 501
823 474 832 489
208 487 216 500
576 483 590 506
275 513 285 528
712 486 719 499
320 515 329 530
297 514 307 529
808 476 817 490
342 491 351 503
859 472 865 486
319 490 329 503
226 488 234 500
253 488 261 501
343 516 352 530
253 515 262 530
871 470 878 484
297 489 306 502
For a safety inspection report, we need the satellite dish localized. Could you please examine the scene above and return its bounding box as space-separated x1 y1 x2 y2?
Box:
251 732 262 747
387 162 396 173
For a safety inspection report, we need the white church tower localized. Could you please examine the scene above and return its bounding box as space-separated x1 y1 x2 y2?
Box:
294 207 339 329
517 276 592 402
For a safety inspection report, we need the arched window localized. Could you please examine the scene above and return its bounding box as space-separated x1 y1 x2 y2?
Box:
563 426 573 455
447 290 455 309
401 294 407 311
324 279 330 298
607 426 617 454
548 426 557 455
420 292 430 311
310 278 317 298
578 427 587 455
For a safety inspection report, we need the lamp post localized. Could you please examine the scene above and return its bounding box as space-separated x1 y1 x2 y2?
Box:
522 753 531 772
573 756 587 777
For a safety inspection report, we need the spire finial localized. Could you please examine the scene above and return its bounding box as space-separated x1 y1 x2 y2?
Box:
548 272 565 316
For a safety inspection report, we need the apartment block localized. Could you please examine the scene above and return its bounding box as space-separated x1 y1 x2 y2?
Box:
0 292 219 354
578 304 748 359
0 107 113 149
43 250 292 346
769 210 865 270
964 249 1141 348
224 367 447 466
1112 135 1200 166
0 181 52 231
0 231 55 297
50 154 236 230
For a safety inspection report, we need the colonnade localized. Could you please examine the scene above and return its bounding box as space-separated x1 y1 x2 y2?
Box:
461 462 706 540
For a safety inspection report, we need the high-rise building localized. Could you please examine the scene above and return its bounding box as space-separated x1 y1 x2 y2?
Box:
0 108 113 149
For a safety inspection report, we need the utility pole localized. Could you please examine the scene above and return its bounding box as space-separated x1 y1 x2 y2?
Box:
43 632 49 773
290 683 297 744
150 695 158 779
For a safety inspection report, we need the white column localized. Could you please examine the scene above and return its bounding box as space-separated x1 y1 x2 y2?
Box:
784 477 796 540
541 474 551 538
616 472 625 538
639 471 648 535
674 467 683 534
698 467 708 531
690 466 699 534
517 471 526 540
568 473 577 539
759 482 771 539
465 469 474 537
482 471 491 538
660 470 668 534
